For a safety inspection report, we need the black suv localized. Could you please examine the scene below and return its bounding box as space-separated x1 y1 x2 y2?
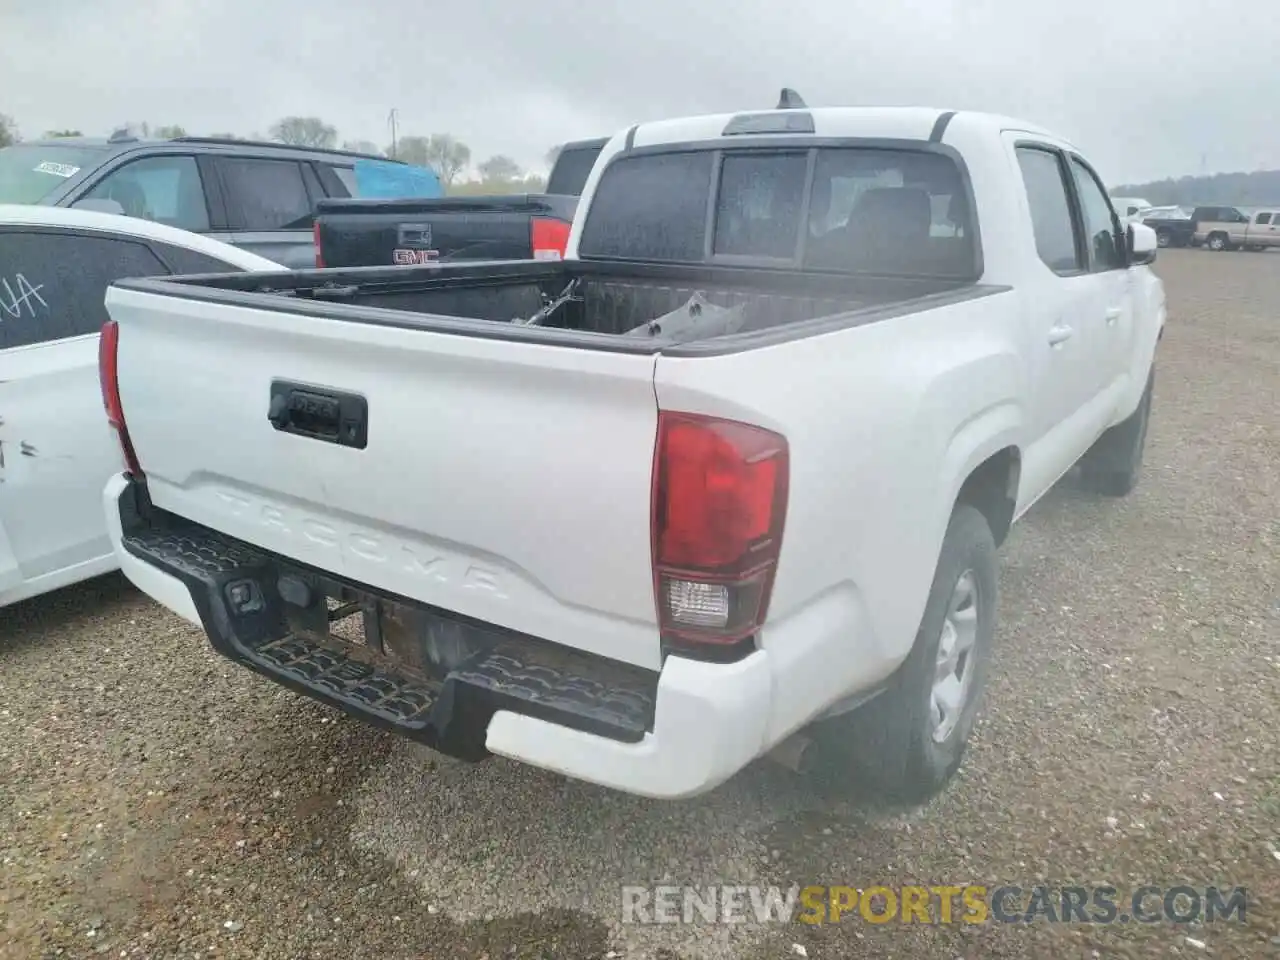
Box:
0 132 418 268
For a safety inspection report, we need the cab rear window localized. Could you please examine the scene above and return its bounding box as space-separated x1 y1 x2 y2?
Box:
578 145 979 279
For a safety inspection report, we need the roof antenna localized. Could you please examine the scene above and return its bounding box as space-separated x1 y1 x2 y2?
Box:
777 88 807 109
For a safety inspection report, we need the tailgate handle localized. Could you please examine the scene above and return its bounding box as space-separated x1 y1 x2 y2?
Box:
267 380 368 449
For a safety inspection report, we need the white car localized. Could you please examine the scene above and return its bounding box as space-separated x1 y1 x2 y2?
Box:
100 101 1164 801
0 205 281 608
1110 196 1153 222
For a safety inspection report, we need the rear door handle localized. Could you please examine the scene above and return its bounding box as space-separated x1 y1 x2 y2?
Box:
1105 308 1122 326
1048 323 1074 346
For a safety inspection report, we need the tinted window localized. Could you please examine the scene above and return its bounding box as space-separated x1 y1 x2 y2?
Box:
148 241 249 275
1069 158 1124 271
713 152 808 258
578 152 713 261
82 155 210 232
331 166 357 194
1256 212 1272 225
318 163 357 197
546 145 604 196
218 158 313 230
0 143 108 204
1015 147 1081 273
0 230 168 349
803 148 975 276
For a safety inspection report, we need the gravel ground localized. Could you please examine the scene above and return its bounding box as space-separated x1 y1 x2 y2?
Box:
2 248 1277 960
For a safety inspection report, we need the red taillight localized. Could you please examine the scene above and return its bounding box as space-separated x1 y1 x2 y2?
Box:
98 320 142 477
313 221 324 268
651 412 789 646
530 217 571 261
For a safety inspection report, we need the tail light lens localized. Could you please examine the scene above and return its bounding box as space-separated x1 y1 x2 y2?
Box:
98 320 142 477
651 411 789 647
313 221 324 268
530 217 571 261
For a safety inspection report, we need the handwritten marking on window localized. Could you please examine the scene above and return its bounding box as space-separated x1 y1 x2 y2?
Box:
0 275 49 320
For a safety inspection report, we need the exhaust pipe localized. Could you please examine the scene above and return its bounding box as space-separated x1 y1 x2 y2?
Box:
766 732 815 775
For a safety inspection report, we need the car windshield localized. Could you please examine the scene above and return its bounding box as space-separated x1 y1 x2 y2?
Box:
0 143 106 203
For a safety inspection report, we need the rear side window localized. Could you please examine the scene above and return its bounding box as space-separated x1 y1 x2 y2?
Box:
218 158 313 230
1015 147 1081 274
316 163 358 197
546 145 604 196
0 229 168 349
1256 212 1272 225
578 152 714 261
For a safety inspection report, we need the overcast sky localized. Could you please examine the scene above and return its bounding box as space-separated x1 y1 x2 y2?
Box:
3 0 1277 185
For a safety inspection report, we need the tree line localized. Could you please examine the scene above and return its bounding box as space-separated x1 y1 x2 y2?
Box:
1 112 564 194
1114 170 1280 208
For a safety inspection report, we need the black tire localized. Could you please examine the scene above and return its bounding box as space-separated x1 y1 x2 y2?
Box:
1156 229 1171 248
810 505 997 804
1079 367 1154 497
1207 232 1228 251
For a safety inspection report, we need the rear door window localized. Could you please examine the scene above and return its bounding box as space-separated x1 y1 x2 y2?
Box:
577 151 714 261
217 157 314 230
1256 212 1272 225
0 229 168 349
81 155 210 232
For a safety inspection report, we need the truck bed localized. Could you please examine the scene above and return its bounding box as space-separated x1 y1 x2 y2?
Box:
114 259 982 347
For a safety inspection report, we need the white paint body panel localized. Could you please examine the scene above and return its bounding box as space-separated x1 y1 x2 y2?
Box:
102 108 1164 797
0 206 280 608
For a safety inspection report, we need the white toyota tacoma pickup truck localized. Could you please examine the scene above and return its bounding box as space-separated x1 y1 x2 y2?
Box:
99 98 1165 801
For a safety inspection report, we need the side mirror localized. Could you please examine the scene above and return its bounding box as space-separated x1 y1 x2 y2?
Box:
72 197 126 216
1128 222 1157 265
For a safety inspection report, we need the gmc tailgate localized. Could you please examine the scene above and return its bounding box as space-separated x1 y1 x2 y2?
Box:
103 283 664 671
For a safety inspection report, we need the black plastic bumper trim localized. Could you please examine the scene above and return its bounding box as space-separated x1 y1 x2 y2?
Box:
116 480 658 756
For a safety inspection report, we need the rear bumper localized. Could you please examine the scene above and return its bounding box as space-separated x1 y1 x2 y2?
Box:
104 473 772 798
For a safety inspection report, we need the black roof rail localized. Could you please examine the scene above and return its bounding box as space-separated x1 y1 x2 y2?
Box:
169 136 403 163
777 88 807 109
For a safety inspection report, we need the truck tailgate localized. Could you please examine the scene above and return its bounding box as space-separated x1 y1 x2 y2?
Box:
105 286 664 670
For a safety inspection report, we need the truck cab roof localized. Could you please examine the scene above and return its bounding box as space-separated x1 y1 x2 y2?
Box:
618 106 1068 153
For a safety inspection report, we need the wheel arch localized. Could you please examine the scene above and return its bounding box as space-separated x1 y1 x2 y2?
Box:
954 446 1021 547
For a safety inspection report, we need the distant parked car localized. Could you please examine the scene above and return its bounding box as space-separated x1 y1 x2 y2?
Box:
1196 207 1280 251
0 205 282 608
0 133 440 269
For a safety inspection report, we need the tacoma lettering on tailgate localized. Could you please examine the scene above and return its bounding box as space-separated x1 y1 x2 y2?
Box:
212 489 508 598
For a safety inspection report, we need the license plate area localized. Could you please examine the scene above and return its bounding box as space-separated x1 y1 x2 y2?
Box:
274 569 493 682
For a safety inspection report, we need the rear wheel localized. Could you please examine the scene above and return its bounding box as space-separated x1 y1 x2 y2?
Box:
1207 232 1228 251
1156 229 1171 248
1079 367 1154 497
811 505 997 804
